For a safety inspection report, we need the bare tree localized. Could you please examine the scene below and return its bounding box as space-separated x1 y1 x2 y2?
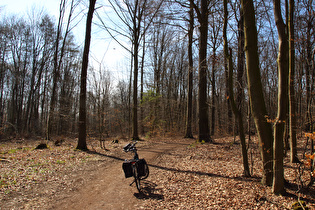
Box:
224 0 250 177
241 0 274 186
47 0 78 140
272 0 289 194
6 18 31 134
77 0 97 150
0 23 7 136
185 1 194 139
97 0 164 140
90 65 111 148
130 0 143 140
190 0 211 142
208 2 222 137
289 0 298 163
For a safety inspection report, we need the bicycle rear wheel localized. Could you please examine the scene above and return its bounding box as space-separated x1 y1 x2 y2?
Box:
140 163 149 180
133 165 141 193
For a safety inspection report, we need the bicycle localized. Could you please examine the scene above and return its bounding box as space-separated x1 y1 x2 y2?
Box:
122 141 149 193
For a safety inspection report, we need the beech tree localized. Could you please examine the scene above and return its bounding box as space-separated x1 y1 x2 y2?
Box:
190 0 211 142
77 0 97 150
185 1 194 139
224 0 250 177
272 0 289 194
241 0 274 186
288 0 298 163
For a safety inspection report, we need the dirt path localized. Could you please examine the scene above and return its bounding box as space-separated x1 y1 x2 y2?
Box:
49 140 193 210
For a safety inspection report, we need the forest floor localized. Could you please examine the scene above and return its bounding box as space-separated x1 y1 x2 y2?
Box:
0 135 314 209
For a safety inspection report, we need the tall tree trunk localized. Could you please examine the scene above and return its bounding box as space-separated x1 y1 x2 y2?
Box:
223 4 232 135
241 0 274 186
305 0 313 150
191 0 211 142
224 0 250 177
288 0 298 163
140 30 145 136
132 39 140 140
0 46 5 139
77 0 96 150
132 0 141 140
47 0 65 140
47 0 75 139
209 21 218 137
237 5 250 177
24 48 37 133
185 2 194 139
225 47 233 135
237 5 245 136
272 0 289 194
211 55 216 136
128 47 133 139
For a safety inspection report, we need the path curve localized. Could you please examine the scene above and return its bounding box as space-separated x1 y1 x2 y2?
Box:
49 139 193 210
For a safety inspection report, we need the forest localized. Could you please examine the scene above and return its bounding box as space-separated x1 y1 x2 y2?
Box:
0 0 315 203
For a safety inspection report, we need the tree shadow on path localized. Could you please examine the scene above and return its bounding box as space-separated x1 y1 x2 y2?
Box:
86 150 315 205
148 162 261 183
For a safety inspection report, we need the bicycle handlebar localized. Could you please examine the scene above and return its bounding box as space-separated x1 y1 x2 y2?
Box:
123 141 137 152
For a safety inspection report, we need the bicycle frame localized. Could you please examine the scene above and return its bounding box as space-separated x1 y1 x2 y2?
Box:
123 141 149 193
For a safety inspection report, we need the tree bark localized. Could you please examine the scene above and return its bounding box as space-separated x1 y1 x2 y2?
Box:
288 0 298 163
77 0 96 150
131 0 141 140
190 0 211 142
272 0 289 194
209 16 220 137
211 56 216 136
140 28 146 136
224 0 250 177
241 0 274 186
132 40 140 140
185 2 194 139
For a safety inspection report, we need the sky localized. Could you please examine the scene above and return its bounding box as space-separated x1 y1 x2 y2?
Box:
1 0 59 17
0 0 130 82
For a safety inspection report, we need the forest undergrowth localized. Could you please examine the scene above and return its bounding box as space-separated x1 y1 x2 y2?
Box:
0 135 314 209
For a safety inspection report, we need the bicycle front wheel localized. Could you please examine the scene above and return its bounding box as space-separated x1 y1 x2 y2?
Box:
133 165 141 193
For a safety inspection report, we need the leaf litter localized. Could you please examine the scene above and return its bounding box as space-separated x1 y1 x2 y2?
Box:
138 136 315 209
0 136 314 209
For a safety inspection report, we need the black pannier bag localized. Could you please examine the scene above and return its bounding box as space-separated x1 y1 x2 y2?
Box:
136 159 147 177
122 160 133 178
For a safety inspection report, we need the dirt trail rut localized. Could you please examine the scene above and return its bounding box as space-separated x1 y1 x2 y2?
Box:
50 140 193 210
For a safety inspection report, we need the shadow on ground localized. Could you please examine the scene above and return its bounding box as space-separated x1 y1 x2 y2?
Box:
134 180 164 200
85 143 315 205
